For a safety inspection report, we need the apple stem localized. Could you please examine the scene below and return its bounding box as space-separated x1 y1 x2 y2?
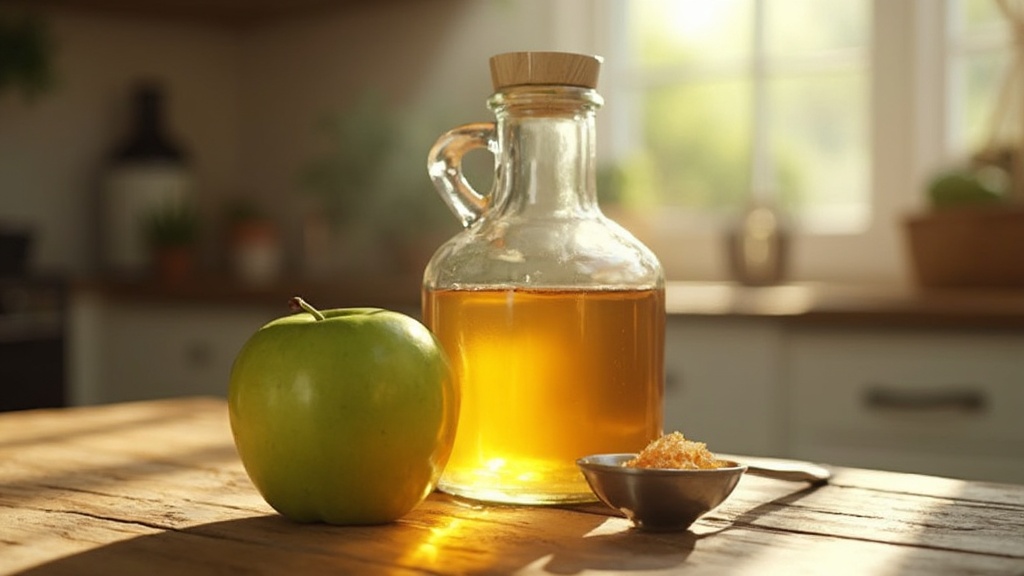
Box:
289 297 326 321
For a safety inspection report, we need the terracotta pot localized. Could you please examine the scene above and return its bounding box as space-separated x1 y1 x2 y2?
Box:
904 205 1024 288
154 246 194 284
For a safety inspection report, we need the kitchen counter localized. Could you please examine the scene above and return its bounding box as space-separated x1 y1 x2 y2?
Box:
665 282 1024 329
2 397 1022 574
73 274 423 312
76 276 1024 328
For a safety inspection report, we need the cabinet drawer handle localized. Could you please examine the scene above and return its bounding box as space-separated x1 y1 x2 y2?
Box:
863 386 987 413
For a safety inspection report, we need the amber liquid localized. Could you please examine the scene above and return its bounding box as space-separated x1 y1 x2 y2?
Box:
423 287 664 504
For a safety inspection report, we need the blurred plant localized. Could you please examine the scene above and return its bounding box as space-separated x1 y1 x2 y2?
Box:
597 162 626 206
299 94 397 228
298 93 461 274
0 9 54 101
596 154 660 210
372 110 460 239
926 164 1010 209
145 203 200 249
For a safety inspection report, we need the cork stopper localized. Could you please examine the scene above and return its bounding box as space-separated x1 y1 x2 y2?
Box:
489 51 603 90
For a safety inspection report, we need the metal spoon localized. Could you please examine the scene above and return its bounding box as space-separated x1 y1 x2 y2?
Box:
738 456 831 486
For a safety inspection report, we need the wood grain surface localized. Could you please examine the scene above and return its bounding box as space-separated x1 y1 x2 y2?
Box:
1 398 1022 574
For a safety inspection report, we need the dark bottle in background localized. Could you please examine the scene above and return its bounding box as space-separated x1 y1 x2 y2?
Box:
101 81 194 276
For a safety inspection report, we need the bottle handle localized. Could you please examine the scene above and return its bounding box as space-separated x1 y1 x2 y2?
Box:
427 122 495 227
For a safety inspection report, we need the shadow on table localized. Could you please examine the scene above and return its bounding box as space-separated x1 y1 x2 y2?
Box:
15 487 824 575
541 483 825 573
13 516 693 575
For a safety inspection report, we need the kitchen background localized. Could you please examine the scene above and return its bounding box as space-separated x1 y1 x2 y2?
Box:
1 0 1022 484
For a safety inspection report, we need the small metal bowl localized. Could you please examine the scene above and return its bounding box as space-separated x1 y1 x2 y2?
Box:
577 453 747 532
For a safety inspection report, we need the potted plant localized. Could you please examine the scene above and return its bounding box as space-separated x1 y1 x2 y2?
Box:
145 203 200 283
223 198 282 285
298 95 397 276
904 163 1024 288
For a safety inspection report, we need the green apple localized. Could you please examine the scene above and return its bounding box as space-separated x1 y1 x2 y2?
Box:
228 298 458 525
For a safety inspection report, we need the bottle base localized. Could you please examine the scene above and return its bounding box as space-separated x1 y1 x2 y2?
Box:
437 481 598 506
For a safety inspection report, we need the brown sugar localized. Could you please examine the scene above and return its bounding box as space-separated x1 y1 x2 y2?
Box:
624 432 726 470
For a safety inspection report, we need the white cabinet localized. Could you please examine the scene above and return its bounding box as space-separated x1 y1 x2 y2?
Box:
663 317 786 457
70 294 276 405
661 314 1024 484
786 327 1024 483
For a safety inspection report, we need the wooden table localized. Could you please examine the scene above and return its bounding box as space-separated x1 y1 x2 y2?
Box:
2 398 1022 574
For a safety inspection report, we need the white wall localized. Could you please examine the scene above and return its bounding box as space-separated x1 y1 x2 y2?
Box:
0 0 584 277
234 0 586 271
0 9 241 274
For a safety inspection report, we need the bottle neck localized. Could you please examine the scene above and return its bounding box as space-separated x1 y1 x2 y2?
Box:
116 84 185 163
488 86 603 219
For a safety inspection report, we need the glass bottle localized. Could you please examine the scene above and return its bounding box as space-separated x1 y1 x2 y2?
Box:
423 52 665 505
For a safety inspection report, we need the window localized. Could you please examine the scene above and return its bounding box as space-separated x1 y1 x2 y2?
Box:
607 0 870 232
947 0 1013 155
574 0 1017 283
